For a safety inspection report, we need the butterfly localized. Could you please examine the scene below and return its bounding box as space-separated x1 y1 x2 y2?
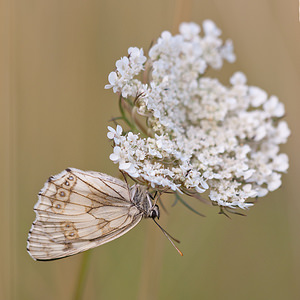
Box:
27 168 182 261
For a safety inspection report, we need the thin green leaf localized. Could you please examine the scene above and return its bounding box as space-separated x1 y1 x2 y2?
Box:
172 194 178 207
109 116 123 122
175 193 205 217
218 206 247 218
218 207 231 219
119 96 133 128
224 207 246 217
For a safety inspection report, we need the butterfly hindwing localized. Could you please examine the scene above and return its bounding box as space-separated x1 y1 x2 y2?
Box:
27 168 143 261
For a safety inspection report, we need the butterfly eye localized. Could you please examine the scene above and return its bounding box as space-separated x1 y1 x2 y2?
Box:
150 205 160 219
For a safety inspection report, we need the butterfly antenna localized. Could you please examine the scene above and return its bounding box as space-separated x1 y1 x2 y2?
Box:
153 219 183 256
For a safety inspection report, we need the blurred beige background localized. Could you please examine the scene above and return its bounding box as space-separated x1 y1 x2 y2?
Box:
1 1 300 299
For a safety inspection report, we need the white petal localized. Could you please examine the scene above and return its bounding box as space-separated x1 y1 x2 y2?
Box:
107 132 114 139
108 72 118 85
109 153 119 162
203 20 221 36
116 125 123 135
119 162 131 170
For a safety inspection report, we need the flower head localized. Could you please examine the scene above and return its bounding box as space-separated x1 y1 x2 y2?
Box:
105 21 290 210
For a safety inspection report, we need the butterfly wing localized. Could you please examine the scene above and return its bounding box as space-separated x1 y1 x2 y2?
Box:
27 168 143 261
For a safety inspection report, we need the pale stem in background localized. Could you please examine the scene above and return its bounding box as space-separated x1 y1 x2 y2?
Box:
172 0 193 33
138 0 192 296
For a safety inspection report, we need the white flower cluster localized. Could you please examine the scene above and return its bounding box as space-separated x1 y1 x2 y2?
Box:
105 21 290 209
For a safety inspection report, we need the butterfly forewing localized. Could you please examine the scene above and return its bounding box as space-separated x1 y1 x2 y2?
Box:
27 168 143 261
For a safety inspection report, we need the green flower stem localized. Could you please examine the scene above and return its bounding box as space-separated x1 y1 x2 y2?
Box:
131 107 149 136
73 251 92 300
119 96 134 129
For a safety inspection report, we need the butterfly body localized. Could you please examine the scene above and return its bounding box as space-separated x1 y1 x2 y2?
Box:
27 168 158 261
